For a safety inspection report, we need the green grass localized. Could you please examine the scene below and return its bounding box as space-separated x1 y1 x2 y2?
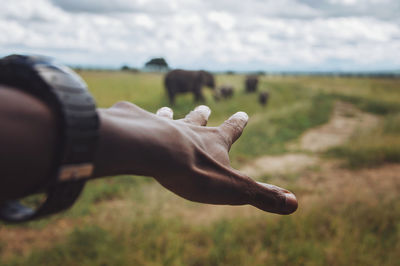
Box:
2 73 400 266
1 175 150 229
283 76 400 104
269 76 400 169
327 135 400 168
4 190 399 266
329 94 400 115
2 226 127 266
326 113 400 168
231 93 333 162
83 71 334 164
384 113 400 134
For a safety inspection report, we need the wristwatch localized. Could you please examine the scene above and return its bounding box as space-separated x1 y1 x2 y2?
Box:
0 54 99 223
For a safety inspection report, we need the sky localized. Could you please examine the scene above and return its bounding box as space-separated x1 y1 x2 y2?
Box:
1 0 399 71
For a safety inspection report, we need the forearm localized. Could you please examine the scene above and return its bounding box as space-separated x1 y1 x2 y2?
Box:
0 87 129 201
0 87 57 201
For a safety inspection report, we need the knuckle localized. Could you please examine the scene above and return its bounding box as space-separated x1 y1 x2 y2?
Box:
224 120 242 135
216 127 233 147
111 101 134 109
186 111 207 125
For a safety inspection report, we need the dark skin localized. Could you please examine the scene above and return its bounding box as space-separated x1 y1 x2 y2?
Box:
0 85 298 215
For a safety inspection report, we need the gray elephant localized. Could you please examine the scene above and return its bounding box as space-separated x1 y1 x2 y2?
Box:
214 85 234 101
245 75 259 93
259 91 269 107
164 69 215 104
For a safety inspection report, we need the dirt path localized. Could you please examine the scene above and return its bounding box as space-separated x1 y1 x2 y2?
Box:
240 154 319 178
240 101 380 177
299 101 380 152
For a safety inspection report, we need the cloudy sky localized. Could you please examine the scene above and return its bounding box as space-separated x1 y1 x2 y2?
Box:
1 0 399 71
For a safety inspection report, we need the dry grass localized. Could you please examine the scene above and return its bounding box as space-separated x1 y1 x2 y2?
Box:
2 161 400 266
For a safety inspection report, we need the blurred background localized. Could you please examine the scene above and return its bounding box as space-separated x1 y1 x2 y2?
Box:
1 0 399 265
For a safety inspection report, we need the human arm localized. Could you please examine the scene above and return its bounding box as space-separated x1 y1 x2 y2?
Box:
0 86 58 201
0 85 298 214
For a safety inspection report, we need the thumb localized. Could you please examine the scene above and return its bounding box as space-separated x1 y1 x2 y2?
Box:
247 181 298 215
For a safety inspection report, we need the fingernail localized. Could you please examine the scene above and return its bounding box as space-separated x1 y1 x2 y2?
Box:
195 105 211 117
157 107 173 117
233 111 249 121
283 193 298 214
159 107 172 113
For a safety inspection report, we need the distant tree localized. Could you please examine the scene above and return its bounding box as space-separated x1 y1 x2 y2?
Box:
226 70 235 75
256 71 266 76
144 57 169 72
73 67 82 73
121 65 139 73
121 65 130 71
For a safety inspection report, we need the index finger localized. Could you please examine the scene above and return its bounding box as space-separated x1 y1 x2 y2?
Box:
181 105 211 126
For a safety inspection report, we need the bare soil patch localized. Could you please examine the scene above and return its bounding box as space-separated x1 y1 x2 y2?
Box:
299 101 380 152
240 154 319 178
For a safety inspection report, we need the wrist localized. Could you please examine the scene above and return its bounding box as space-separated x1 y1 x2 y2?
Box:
92 109 123 178
92 107 189 179
92 108 152 178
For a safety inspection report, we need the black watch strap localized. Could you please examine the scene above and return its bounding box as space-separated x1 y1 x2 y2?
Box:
0 55 99 222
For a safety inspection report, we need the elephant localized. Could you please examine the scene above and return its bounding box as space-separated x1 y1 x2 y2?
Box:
259 91 269 107
164 69 215 104
214 85 234 101
245 75 259 93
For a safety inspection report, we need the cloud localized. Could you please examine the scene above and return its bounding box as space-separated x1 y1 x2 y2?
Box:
298 0 400 21
50 0 201 15
0 0 399 70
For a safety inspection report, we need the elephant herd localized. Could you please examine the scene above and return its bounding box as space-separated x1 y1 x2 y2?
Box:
164 70 269 106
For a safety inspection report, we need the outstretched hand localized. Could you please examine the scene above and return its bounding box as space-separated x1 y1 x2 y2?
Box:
95 102 298 215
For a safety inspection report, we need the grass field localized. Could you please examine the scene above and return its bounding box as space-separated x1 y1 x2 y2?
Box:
1 73 400 266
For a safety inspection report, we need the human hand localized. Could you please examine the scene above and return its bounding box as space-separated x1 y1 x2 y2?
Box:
94 102 298 215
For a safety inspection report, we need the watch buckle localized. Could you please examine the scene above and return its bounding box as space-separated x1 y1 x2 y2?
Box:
58 163 94 181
